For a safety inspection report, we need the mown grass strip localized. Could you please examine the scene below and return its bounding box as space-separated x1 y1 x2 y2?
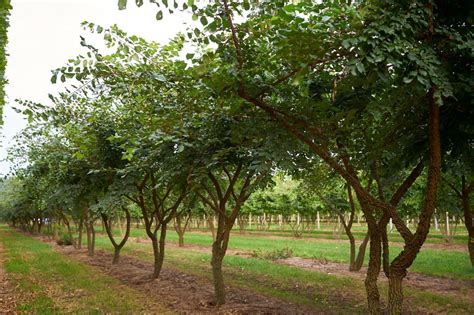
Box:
0 225 168 314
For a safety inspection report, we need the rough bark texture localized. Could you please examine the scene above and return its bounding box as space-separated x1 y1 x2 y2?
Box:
211 229 229 306
387 87 441 314
353 233 370 271
461 176 474 267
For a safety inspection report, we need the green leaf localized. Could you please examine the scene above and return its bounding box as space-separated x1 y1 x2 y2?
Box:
156 10 163 20
135 0 143 6
51 74 57 84
118 0 127 10
200 16 208 26
342 39 350 49
243 1 250 10
356 62 365 74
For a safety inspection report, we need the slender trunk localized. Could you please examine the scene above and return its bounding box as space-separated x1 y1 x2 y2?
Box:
461 176 474 267
208 216 216 241
78 217 84 249
150 223 168 279
91 223 95 255
155 224 167 277
86 222 92 255
348 234 356 270
354 233 370 271
86 220 95 257
151 236 160 279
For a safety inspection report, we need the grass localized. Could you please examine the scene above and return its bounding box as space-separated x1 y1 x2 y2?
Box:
0 225 168 314
2 224 472 314
119 228 474 280
94 235 474 314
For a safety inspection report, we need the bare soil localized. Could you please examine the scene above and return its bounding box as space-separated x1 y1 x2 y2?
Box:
53 244 320 314
0 243 19 314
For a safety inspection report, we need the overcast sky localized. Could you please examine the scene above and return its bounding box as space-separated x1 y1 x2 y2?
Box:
1 0 189 176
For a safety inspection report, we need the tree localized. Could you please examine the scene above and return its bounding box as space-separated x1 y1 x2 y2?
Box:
189 114 274 306
0 0 11 122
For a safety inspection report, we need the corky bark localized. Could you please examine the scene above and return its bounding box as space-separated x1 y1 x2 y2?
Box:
443 176 474 267
386 88 441 314
218 2 437 313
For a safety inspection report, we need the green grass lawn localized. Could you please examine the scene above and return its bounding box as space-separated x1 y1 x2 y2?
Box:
118 228 474 280
0 225 168 314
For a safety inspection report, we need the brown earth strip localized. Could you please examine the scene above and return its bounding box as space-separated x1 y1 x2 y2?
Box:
53 244 319 314
0 243 19 315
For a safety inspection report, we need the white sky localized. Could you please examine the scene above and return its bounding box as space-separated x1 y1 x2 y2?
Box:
1 0 189 176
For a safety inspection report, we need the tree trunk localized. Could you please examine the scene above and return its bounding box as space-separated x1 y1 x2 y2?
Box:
151 224 167 279
86 221 95 257
461 176 474 267
102 208 131 265
388 272 404 315
77 217 84 249
365 229 382 314
211 244 226 306
151 236 160 279
208 216 216 241
354 233 370 271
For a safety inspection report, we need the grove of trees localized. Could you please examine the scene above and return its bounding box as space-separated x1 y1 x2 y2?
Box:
0 1 472 314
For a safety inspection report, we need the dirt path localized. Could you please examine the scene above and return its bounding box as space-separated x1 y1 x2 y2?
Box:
53 245 319 314
0 243 19 314
157 239 474 301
